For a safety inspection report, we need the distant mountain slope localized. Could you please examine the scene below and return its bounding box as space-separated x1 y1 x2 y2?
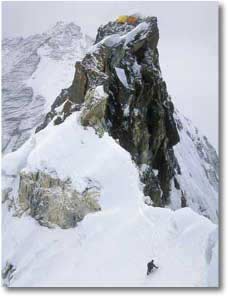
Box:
2 21 93 153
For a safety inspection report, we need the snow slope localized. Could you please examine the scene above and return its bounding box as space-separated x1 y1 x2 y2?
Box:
2 204 216 287
2 113 217 287
170 111 219 223
2 22 93 153
205 228 219 287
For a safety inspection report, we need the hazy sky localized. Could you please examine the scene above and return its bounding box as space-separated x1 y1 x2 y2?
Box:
2 1 218 150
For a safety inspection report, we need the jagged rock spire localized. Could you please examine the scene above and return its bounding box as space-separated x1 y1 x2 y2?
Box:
37 16 180 206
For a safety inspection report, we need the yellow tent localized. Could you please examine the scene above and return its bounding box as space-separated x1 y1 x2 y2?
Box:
116 15 128 24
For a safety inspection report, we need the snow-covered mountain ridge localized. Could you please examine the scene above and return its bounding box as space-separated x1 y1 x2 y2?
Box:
35 15 219 223
2 112 218 287
2 21 93 153
2 16 219 287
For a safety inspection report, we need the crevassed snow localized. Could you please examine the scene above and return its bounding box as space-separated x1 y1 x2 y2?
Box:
2 112 217 287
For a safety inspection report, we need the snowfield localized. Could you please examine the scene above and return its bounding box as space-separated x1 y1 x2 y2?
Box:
2 113 218 287
2 204 217 287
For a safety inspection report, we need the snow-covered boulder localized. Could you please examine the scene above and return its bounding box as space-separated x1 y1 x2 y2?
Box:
18 171 101 228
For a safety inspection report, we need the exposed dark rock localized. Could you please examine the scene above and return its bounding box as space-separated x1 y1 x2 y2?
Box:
181 190 187 208
54 116 63 125
174 177 180 190
2 262 16 287
35 88 82 132
71 62 88 104
140 168 161 206
35 88 69 132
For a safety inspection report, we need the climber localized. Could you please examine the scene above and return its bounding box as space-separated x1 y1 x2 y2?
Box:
147 259 158 275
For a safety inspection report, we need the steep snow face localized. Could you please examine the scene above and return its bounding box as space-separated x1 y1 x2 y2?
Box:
170 111 219 223
2 22 93 153
2 113 141 211
2 113 217 287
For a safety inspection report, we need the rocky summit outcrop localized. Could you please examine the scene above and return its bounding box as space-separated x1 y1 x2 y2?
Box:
18 171 101 228
37 16 180 207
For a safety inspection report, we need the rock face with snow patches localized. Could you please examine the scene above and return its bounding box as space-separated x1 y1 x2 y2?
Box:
18 171 101 229
37 16 218 221
2 22 93 153
38 17 180 208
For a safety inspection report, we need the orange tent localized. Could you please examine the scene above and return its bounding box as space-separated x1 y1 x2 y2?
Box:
127 16 138 24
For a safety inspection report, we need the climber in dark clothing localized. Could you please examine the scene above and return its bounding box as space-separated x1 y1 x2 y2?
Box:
147 259 158 275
